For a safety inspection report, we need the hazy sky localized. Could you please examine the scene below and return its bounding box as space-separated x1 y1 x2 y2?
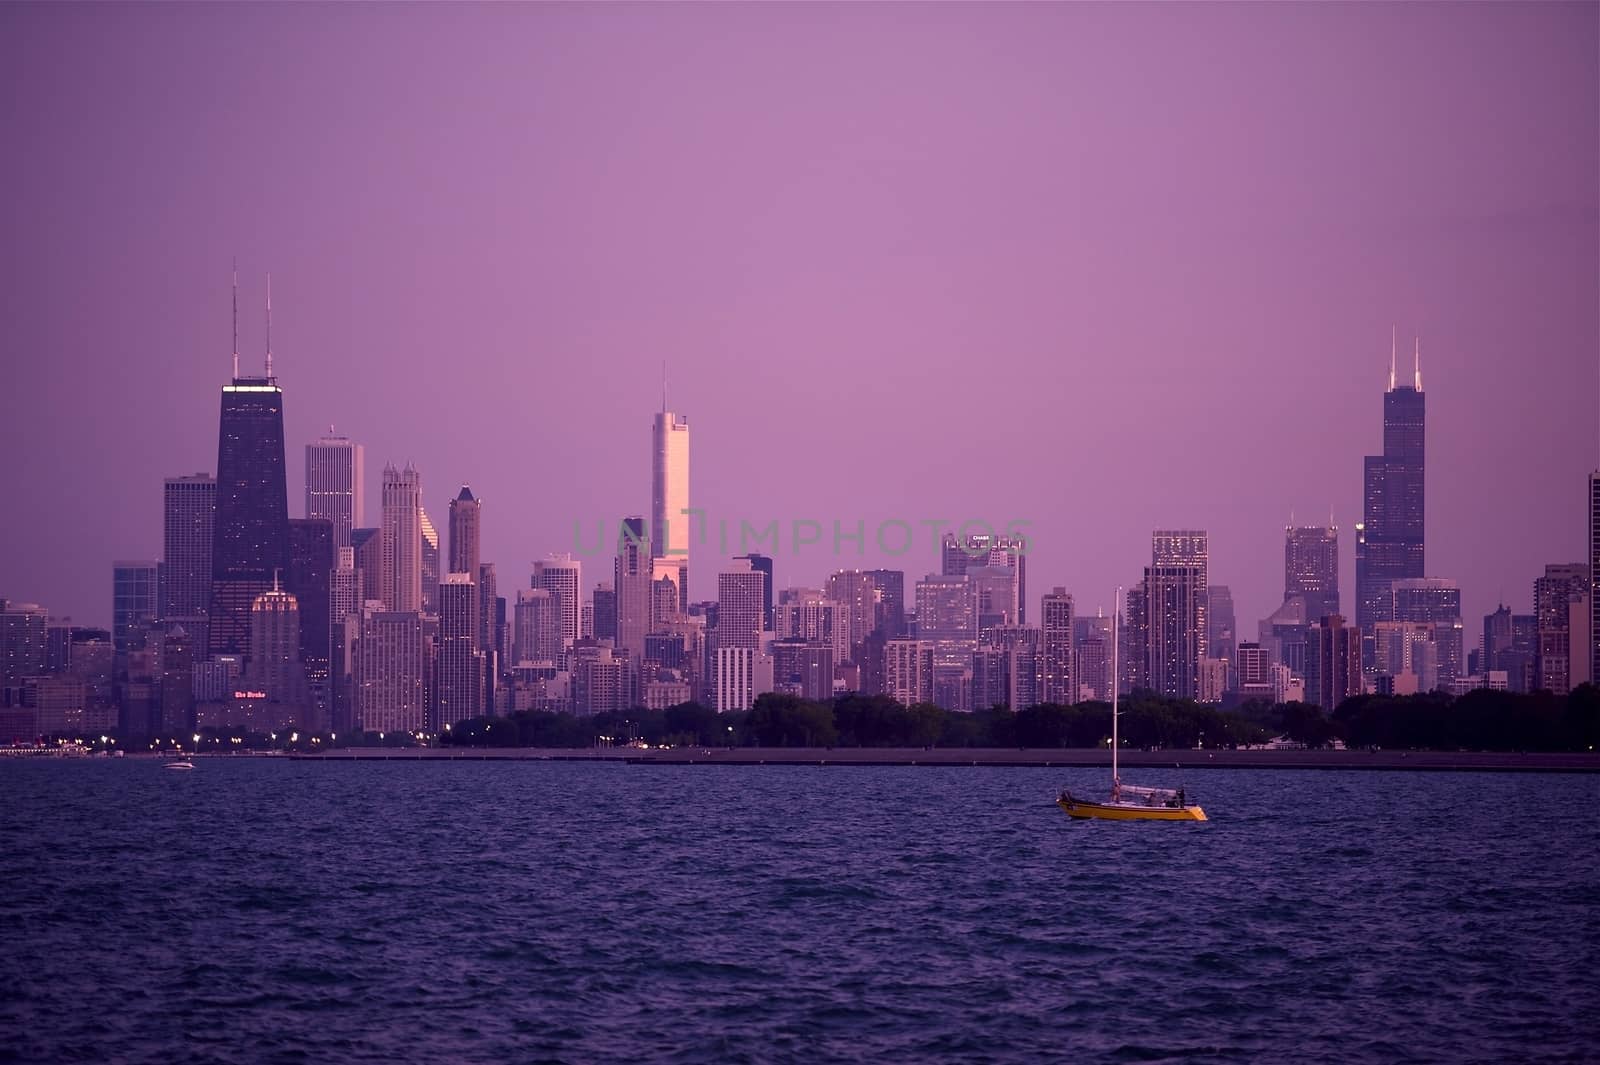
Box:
2 2 1596 637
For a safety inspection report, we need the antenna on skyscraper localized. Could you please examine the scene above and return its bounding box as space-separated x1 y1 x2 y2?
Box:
1389 325 1397 391
265 273 274 381
231 258 240 381
662 359 667 413
1413 336 1421 391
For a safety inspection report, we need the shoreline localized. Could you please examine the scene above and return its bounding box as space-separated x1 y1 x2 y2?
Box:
290 747 1600 773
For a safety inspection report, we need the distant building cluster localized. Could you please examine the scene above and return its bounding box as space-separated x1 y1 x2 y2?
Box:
2 318 1597 743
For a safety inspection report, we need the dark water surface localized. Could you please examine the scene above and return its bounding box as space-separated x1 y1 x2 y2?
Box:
2 761 1596 1063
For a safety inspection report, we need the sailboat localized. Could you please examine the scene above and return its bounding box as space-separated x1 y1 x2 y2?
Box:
1058 586 1207 822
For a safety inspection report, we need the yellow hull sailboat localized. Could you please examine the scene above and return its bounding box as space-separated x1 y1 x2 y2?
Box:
1057 586 1207 823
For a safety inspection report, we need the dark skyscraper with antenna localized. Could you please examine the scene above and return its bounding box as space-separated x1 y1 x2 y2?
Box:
207 271 291 658
1355 332 1426 642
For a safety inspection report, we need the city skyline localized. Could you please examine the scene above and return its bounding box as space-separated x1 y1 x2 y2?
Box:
1 3 1596 643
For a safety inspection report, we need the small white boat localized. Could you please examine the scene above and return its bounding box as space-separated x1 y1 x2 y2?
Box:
163 760 195 771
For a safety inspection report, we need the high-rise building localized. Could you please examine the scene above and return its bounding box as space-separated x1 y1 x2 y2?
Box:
1285 524 1339 622
1235 642 1274 701
713 646 769 712
717 561 766 652
248 579 302 707
1206 583 1234 667
616 516 653 659
380 463 423 613
1534 563 1591 695
208 301 291 659
592 582 617 643
652 409 691 600
112 562 159 655
1390 578 1464 687
1039 587 1075 705
1 601 48 689
1591 472 1600 687
776 589 850 667
162 474 215 636
771 639 835 701
159 625 195 734
514 588 561 665
531 555 583 655
865 569 905 638
1305 614 1362 709
825 570 876 662
1073 613 1113 702
735 554 774 631
884 638 935 706
1152 529 1209 658
448 486 481 579
420 507 440 616
287 519 334 711
436 573 482 729
1139 566 1206 699
1356 336 1426 636
355 610 426 734
940 533 1027 624
305 434 364 548
477 561 497 659
351 527 382 604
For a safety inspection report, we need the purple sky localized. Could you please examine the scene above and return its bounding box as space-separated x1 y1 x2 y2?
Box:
2 3 1596 638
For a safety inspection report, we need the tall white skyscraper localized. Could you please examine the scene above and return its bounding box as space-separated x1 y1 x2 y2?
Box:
652 409 690 600
532 554 583 653
380 463 422 612
305 434 364 548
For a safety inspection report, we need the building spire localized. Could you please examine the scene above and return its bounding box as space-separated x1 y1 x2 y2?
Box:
1413 336 1422 391
231 258 240 381
265 273 274 381
1389 325 1397 391
662 359 667 413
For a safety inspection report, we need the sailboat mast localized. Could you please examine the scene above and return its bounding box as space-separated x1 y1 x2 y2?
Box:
1111 585 1120 788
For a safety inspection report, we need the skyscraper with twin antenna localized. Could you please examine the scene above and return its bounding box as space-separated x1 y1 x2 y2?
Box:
1355 331 1426 648
208 269 291 658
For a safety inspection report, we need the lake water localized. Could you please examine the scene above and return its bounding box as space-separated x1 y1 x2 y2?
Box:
2 760 1595 1063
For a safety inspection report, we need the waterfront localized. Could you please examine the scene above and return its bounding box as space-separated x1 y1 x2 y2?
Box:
2 760 1595 1063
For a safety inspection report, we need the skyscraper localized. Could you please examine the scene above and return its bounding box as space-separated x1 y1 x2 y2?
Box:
355 610 426 733
652 408 690 601
436 573 482 728
591 581 617 642
865 569 905 638
1207 585 1236 681
351 527 382 604
735 553 774 631
420 507 440 616
208 285 290 659
162 474 215 638
380 463 423 612
1285 524 1340 622
305 433 364 548
1305 614 1362 709
1591 471 1599 687
717 560 766 652
287 518 334 710
884 638 935 706
531 555 583 654
448 486 481 578
112 562 159 655
1039 587 1075 705
1142 531 1208 700
1356 335 1426 636
1533 563 1591 694
1390 578 1464 688
248 579 303 708
514 588 561 664
0 601 48 689
616 516 653 659
825 570 876 662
